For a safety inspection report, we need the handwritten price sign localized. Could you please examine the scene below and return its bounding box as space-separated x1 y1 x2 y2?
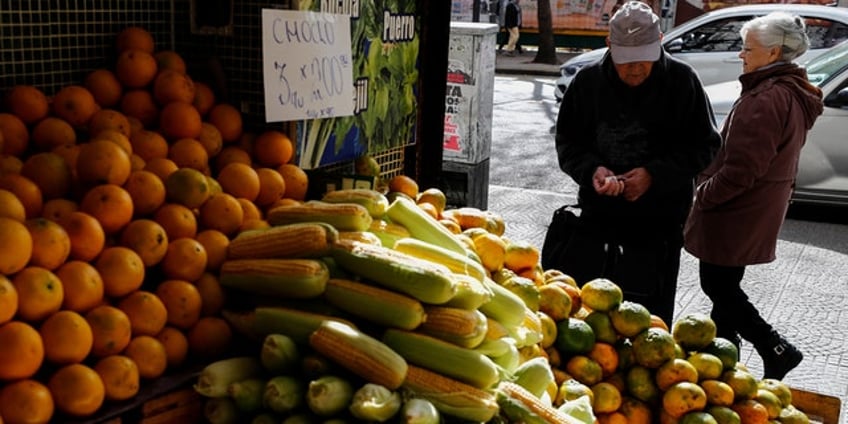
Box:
262 9 355 122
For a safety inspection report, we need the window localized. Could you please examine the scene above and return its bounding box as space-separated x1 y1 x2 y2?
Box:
671 17 751 53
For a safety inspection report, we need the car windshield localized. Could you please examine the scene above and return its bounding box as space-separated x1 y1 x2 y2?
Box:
804 41 848 86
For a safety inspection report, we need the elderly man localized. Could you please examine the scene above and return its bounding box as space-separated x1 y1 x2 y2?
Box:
550 1 721 325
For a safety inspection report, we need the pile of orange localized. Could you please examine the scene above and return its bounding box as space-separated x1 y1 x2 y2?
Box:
0 25 310 422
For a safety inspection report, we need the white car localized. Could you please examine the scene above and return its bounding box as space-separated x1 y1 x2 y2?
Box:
705 40 848 206
553 4 848 101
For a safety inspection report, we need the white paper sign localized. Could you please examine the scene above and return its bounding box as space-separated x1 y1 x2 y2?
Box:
262 9 355 122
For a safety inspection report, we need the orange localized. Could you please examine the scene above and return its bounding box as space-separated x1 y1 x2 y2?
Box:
13 266 63 322
95 246 145 298
119 219 169 267
154 203 198 240
156 279 203 329
85 68 123 108
52 85 98 129
195 230 229 271
565 355 604 386
610 300 652 338
208 103 243 143
656 358 699 391
215 145 252 172
124 169 166 217
51 143 80 179
721 369 758 401
237 132 256 157
156 326 189 369
143 157 179 181
0 379 55 424
254 167 286 207
127 112 144 135
117 290 168 337
130 129 169 161
20 152 72 200
537 283 572 322
0 154 23 174
41 198 78 223
388 174 419 199
673 312 717 352
153 69 196 105
24 217 71 271
130 153 147 170
503 240 541 273
0 276 17 324
4 84 49 125
588 342 620 377
79 183 134 234
193 82 216 117
581 278 624 313
159 101 202 140
195 271 226 316
625 365 661 405
218 162 260 202
0 321 44 380
31 117 77 151
187 316 232 359
85 304 132 357
663 381 708 419
116 26 155 53
76 139 132 186
55 260 104 313
47 363 106 417
0 173 42 219
701 379 735 407
154 50 187 74
619 396 653 424
160 237 207 282
198 192 243 236
168 137 208 171
730 399 768 424
124 335 168 379
0 188 26 221
39 310 93 365
120 89 159 128
253 130 294 167
60 211 106 262
597 412 628 424
0 113 29 156
237 197 263 222
164 167 210 209
688 352 724 381
88 109 131 138
116 49 158 89
592 381 623 414
197 122 224 157
239 218 269 232
94 355 139 401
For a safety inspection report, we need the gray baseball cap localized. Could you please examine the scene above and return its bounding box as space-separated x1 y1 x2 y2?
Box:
609 1 661 64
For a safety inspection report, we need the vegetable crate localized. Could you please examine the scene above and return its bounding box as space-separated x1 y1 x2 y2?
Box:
441 159 490 210
790 387 842 424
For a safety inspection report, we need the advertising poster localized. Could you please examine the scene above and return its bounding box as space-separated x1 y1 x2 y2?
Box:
291 0 420 169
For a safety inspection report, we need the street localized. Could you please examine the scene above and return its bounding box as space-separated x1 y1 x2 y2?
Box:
485 74 848 407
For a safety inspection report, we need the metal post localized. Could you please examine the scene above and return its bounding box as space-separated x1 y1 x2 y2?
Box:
473 0 481 22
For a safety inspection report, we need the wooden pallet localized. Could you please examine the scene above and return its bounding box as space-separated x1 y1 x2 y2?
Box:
791 388 842 424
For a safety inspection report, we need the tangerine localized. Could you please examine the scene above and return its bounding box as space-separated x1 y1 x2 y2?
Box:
160 237 207 282
159 101 202 140
32 117 77 151
39 310 93 365
94 354 140 401
76 139 132 186
0 321 44 380
0 379 55 424
120 89 159 127
4 85 49 125
673 313 717 352
85 69 123 108
47 363 106 417
95 246 146 298
124 169 167 217
154 203 198 240
153 69 196 105
187 316 233 359
116 49 158 89
164 167 211 209
119 218 169 267
155 279 203 329
0 217 32 275
55 260 104 313
25 217 71 271
52 85 98 129
277 163 309 201
60 211 106 262
207 103 243 143
0 276 17 325
79 183 134 234
198 192 244 236
85 305 132 357
123 335 168 379
195 229 230 272
156 326 189 369
13 266 64 322
117 290 168 337
116 26 154 53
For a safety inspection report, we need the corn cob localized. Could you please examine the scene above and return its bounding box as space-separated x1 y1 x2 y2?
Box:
227 222 338 260
393 237 488 283
321 188 389 218
219 258 329 299
309 321 408 390
194 356 263 398
402 364 499 423
385 196 467 256
368 219 411 248
443 273 493 310
330 240 457 305
418 306 488 349
323 278 426 330
337 230 382 246
267 201 373 231
479 277 530 328
222 306 355 345
382 329 500 389
497 381 581 424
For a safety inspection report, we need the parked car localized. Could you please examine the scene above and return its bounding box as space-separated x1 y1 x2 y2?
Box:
553 4 848 101
705 40 848 206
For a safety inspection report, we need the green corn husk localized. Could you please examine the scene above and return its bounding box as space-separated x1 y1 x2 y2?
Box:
282 413 318 424
228 378 267 413
263 375 304 414
306 375 354 417
399 398 441 424
348 383 402 422
260 333 300 374
195 356 263 398
512 356 556 399
203 397 241 424
252 412 282 424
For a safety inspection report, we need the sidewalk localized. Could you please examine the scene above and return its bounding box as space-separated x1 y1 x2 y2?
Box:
494 46 582 76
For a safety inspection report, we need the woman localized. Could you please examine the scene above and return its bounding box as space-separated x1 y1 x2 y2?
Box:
683 12 823 380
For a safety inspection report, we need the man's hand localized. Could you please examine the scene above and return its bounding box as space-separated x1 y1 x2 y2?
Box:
618 167 652 201
593 166 625 196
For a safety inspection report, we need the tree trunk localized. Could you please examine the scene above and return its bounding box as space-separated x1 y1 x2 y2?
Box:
533 0 558 64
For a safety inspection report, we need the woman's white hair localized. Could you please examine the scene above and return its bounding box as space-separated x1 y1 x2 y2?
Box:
740 11 810 62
